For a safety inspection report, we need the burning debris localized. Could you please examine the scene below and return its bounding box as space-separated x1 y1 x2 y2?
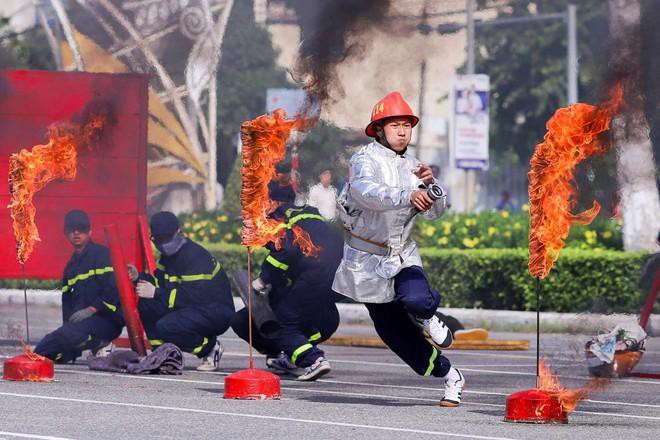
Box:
239 109 318 256
528 84 623 279
506 360 608 423
7 113 106 264
2 339 53 382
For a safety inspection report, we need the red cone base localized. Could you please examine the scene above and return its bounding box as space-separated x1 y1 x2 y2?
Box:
3 354 54 381
504 389 567 424
224 368 281 399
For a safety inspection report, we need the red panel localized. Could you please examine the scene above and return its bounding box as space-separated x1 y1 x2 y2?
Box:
0 70 148 279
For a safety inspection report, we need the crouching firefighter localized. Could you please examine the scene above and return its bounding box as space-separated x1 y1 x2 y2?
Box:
129 211 235 371
333 91 466 406
231 181 342 381
35 210 123 362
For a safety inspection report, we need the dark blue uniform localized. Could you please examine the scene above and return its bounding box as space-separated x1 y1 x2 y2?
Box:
138 239 234 358
231 204 342 368
35 241 123 363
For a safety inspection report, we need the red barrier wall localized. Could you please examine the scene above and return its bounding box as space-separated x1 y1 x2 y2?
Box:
0 70 148 279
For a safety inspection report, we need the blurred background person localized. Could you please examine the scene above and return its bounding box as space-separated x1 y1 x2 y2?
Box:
496 191 514 211
307 168 337 221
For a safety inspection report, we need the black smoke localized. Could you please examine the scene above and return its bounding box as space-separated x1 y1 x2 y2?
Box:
292 0 392 105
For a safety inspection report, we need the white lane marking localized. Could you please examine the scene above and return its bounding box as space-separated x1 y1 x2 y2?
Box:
55 367 660 417
0 432 73 440
315 378 660 410
0 392 518 440
585 399 660 409
229 353 660 385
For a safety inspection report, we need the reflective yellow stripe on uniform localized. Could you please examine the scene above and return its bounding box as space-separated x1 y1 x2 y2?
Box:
149 339 164 346
156 262 165 271
163 262 222 284
62 266 114 293
266 255 289 271
193 337 208 354
102 301 117 312
291 343 313 364
168 288 177 309
273 213 326 233
424 347 438 376
308 332 322 342
288 213 325 226
76 334 92 348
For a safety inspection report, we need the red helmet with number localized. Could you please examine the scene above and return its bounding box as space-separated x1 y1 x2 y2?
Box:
365 91 419 137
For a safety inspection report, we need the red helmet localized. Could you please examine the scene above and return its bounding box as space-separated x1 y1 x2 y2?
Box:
365 91 419 137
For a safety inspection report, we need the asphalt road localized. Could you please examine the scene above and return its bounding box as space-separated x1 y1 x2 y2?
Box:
1 305 659 440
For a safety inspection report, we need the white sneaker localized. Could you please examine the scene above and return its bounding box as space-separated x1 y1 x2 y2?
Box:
90 341 112 358
266 352 305 376
440 367 465 407
196 340 223 371
415 315 453 349
296 356 331 381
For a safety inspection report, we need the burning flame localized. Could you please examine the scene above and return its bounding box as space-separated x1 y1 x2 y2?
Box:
18 340 52 382
239 109 319 255
21 340 46 362
537 359 607 413
8 114 106 264
528 85 623 278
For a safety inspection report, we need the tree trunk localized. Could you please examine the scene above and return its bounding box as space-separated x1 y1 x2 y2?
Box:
608 0 660 252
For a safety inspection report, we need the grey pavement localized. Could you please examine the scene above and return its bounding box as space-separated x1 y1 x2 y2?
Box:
1 304 659 439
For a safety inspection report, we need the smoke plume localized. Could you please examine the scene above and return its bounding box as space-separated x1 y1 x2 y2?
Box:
293 0 392 106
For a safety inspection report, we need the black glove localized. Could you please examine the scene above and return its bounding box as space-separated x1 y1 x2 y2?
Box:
69 306 97 323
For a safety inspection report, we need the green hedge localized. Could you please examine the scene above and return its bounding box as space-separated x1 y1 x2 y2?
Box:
205 244 646 313
4 243 647 314
178 209 624 251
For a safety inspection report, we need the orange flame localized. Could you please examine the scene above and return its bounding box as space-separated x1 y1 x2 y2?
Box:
19 340 52 382
7 114 106 264
239 109 320 255
21 340 46 362
537 359 607 413
528 85 623 278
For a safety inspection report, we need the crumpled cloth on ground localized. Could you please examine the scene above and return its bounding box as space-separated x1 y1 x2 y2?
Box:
586 323 647 364
88 343 184 375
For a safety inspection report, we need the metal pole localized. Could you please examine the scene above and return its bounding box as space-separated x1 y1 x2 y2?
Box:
50 0 84 70
535 277 541 387
465 0 476 212
466 0 475 75
567 4 578 104
417 60 426 149
22 263 30 345
247 247 254 369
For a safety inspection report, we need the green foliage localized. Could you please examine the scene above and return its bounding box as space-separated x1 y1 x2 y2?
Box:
179 210 243 244
0 17 55 70
297 121 349 187
179 208 624 251
6 244 646 314
0 279 60 290
475 1 618 211
221 155 243 218
217 0 290 183
476 1 608 163
203 245 645 313
414 209 623 250
420 248 645 313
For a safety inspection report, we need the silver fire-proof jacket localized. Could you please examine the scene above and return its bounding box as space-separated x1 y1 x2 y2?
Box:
332 141 447 303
